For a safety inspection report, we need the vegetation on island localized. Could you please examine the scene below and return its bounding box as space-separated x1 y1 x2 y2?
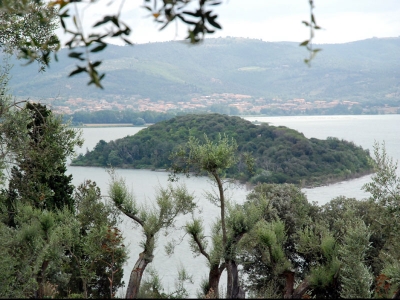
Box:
66 109 180 126
72 113 373 187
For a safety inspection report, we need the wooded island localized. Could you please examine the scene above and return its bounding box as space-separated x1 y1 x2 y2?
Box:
72 113 373 187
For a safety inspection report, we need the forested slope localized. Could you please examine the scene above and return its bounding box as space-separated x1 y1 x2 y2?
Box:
72 113 373 186
7 37 400 104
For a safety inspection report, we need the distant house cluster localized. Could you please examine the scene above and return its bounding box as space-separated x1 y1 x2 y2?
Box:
47 93 398 115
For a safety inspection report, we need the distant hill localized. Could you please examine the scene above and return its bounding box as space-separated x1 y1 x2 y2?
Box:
71 113 373 187
6 37 400 104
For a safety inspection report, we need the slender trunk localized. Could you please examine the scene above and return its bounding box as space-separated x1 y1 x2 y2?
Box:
36 260 49 298
82 278 88 299
109 276 113 299
125 251 153 298
226 259 233 298
208 263 225 298
282 271 310 299
227 232 246 298
392 289 400 299
213 173 226 247
292 278 310 299
230 260 245 298
212 172 232 298
283 271 295 299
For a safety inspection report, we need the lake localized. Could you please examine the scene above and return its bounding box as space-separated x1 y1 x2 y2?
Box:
67 114 400 297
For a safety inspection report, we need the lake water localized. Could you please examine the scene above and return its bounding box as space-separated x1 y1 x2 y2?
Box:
66 114 400 297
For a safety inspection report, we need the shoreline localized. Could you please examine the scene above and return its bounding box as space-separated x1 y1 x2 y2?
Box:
73 123 145 128
68 163 374 190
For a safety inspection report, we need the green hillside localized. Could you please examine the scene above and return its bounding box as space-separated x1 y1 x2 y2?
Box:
71 113 373 187
7 37 400 104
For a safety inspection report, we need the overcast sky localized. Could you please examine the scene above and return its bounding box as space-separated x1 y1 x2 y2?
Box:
57 0 400 45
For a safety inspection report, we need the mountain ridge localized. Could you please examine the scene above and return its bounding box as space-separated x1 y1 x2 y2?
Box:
6 37 400 105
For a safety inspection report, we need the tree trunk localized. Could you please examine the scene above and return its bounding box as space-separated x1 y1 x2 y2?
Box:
230 260 245 299
292 278 310 299
226 232 245 298
212 172 232 299
282 271 310 299
208 263 225 298
125 252 153 299
36 260 49 299
226 258 233 298
283 271 295 299
392 289 400 299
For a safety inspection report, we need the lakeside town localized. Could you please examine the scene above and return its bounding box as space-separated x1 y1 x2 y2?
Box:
48 93 400 115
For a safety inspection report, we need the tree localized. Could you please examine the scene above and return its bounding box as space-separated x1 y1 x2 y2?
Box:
107 170 196 298
363 141 400 214
0 0 59 71
0 199 77 298
0 59 73 298
2 102 82 222
182 191 268 298
0 179 128 299
0 61 82 223
338 217 373 298
133 117 146 126
60 180 127 299
185 217 226 298
239 183 316 297
0 64 128 298
170 133 254 298
362 142 400 298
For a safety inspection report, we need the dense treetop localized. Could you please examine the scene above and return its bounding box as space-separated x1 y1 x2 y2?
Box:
72 113 373 187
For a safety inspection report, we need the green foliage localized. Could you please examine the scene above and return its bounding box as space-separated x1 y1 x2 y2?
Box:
382 261 400 293
320 235 336 260
68 110 182 126
299 229 341 298
240 183 318 296
138 266 166 298
2 102 82 215
0 70 125 298
133 117 146 126
170 133 238 179
0 0 59 71
60 180 127 299
0 204 76 298
338 218 373 299
185 218 212 261
363 141 400 215
309 257 340 289
360 142 400 297
73 113 373 187
138 265 194 299
300 0 322 65
255 220 291 272
107 172 139 217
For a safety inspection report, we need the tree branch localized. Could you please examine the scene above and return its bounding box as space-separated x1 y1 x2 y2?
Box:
191 232 210 261
122 210 144 227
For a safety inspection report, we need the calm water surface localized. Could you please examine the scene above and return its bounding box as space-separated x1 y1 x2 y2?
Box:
245 115 400 205
67 115 400 296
